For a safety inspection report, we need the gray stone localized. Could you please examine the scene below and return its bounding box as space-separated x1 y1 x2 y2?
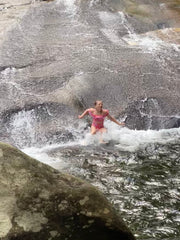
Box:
0 142 135 240
0 0 179 134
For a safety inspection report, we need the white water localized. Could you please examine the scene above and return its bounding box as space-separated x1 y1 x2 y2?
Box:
22 122 180 169
56 0 77 16
8 109 38 147
99 10 180 55
2 4 179 152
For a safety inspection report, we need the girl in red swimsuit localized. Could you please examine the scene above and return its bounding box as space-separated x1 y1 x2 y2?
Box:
78 100 125 142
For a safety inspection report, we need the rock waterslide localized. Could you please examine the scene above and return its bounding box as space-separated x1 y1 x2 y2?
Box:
0 0 180 240
0 0 180 146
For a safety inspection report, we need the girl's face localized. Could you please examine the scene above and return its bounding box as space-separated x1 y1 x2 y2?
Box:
95 101 103 111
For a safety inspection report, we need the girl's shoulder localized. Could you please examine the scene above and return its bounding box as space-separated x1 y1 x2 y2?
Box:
87 108 95 113
103 109 109 115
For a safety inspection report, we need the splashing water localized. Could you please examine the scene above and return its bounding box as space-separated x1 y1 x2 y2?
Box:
56 0 77 16
1 1 179 239
8 109 38 147
21 123 180 240
22 120 180 165
99 9 180 55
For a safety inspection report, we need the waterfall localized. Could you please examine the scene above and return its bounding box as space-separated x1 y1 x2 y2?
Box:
8 109 38 147
0 1 180 239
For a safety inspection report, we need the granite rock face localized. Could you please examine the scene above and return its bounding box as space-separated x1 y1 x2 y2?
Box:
0 0 179 143
0 142 135 240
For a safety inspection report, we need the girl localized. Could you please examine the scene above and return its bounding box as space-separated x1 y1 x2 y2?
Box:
78 100 125 142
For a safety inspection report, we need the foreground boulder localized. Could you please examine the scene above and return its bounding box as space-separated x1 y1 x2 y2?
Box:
0 142 136 240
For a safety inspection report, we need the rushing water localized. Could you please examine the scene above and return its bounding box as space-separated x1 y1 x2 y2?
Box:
22 123 180 240
0 0 180 239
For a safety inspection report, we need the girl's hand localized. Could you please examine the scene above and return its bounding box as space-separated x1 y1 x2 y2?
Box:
78 109 89 119
119 122 125 126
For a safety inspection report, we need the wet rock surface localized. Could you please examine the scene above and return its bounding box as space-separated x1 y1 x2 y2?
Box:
0 142 136 240
0 0 179 133
0 2 179 240
46 139 180 240
0 103 79 148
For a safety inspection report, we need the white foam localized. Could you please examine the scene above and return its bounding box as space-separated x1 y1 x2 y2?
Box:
9 110 37 147
89 0 99 8
1 67 17 76
98 10 172 52
99 11 135 45
22 142 77 169
21 123 180 170
155 227 175 234
80 121 180 152
56 0 77 15
174 216 180 222
99 11 123 28
100 28 123 45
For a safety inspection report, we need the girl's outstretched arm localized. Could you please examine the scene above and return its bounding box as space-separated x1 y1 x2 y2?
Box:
107 114 125 126
78 109 89 119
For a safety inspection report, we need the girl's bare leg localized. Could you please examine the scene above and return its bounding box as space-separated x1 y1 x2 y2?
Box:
90 125 97 135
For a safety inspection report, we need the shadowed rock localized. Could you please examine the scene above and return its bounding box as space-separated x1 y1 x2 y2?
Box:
0 142 136 240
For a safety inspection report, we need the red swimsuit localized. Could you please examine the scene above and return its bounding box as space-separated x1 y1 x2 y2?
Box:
88 110 109 129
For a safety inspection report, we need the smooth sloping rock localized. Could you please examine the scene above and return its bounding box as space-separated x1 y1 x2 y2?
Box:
0 142 136 240
0 0 179 133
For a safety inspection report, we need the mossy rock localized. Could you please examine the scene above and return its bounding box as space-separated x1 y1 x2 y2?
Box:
0 142 136 240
